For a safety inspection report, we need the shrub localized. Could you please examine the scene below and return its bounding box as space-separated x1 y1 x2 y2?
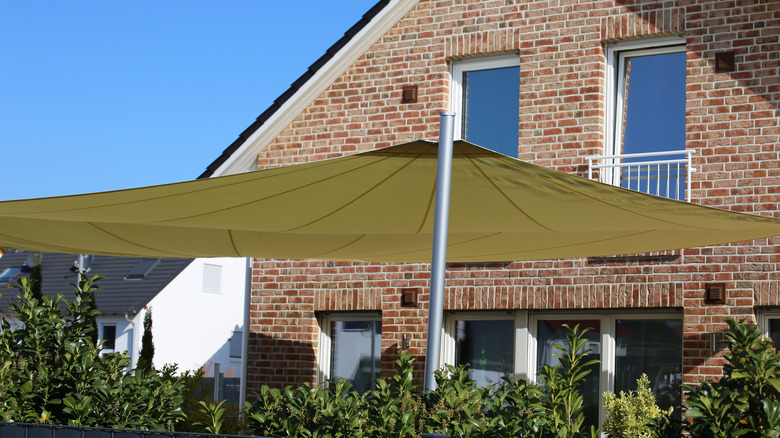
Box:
247 378 367 437
537 324 600 438
603 374 669 438
175 367 245 434
0 275 186 430
246 325 600 438
685 318 780 437
364 353 425 437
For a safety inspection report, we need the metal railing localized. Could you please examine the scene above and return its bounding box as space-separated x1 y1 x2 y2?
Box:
586 150 694 202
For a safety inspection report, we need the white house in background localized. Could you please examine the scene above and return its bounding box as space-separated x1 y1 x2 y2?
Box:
0 251 246 380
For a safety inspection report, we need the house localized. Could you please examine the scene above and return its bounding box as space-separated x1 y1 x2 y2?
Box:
200 0 779 426
0 251 247 384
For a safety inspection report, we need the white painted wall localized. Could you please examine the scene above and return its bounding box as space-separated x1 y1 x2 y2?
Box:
97 314 139 366
146 257 246 377
1 313 141 367
1 257 247 378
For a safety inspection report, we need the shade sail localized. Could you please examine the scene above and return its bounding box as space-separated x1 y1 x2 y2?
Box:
0 140 777 262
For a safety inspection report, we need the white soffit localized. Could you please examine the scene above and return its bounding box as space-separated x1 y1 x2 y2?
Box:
211 0 420 177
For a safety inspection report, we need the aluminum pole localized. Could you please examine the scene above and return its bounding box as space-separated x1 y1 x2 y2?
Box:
239 257 251 411
424 111 456 391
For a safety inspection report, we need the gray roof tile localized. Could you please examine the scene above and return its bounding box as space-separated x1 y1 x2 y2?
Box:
0 251 192 314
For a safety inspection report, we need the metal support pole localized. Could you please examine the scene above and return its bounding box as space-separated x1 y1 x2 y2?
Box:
424 111 456 391
239 257 251 410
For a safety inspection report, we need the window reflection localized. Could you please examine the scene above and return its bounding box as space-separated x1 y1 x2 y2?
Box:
330 320 381 393
455 319 514 386
617 50 687 199
537 320 601 428
614 319 683 410
461 66 520 157
621 51 686 156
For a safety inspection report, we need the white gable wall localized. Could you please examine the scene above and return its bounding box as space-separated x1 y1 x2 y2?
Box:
146 257 246 377
97 313 140 367
0 312 141 367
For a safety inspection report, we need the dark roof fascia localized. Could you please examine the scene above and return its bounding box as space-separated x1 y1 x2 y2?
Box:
198 0 391 179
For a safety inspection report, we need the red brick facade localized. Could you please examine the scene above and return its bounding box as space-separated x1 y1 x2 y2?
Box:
243 0 779 395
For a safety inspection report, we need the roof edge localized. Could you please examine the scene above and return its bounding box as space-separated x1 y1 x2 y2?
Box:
200 0 419 178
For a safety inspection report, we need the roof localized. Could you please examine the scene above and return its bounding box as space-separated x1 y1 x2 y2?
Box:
198 0 392 179
0 251 192 314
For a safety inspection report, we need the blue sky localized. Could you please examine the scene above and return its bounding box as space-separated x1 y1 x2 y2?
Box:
0 1 376 200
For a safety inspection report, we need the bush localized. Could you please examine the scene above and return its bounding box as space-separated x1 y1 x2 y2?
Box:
603 374 669 438
0 275 186 430
247 379 367 437
685 318 780 437
246 324 599 438
537 324 599 438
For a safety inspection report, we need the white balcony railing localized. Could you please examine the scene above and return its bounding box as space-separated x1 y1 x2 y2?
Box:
586 150 694 202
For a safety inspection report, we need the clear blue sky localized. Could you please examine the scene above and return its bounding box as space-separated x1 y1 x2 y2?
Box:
0 1 376 200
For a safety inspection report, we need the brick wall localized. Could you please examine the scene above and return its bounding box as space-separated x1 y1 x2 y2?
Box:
245 0 779 394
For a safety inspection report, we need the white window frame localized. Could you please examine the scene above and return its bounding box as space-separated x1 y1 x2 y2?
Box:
318 312 382 386
442 311 529 381
450 54 521 141
604 37 686 186
760 311 780 341
443 310 682 428
529 312 683 427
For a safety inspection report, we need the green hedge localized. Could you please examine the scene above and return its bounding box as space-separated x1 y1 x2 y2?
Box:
245 324 601 438
0 276 186 430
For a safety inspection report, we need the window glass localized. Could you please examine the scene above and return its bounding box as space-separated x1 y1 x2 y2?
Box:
614 319 682 410
612 46 687 199
620 51 686 156
769 319 780 349
330 320 381 393
455 319 514 386
0 267 21 282
537 319 601 428
102 325 117 351
461 66 520 157
126 258 160 280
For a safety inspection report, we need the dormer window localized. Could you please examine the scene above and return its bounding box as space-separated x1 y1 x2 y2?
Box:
0 267 21 282
125 258 161 280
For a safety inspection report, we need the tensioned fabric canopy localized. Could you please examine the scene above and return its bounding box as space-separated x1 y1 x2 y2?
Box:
0 140 777 263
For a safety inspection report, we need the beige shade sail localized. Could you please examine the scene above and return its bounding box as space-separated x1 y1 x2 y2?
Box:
0 140 777 263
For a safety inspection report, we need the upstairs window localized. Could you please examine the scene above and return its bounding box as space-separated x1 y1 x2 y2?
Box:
451 56 520 157
600 38 688 199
